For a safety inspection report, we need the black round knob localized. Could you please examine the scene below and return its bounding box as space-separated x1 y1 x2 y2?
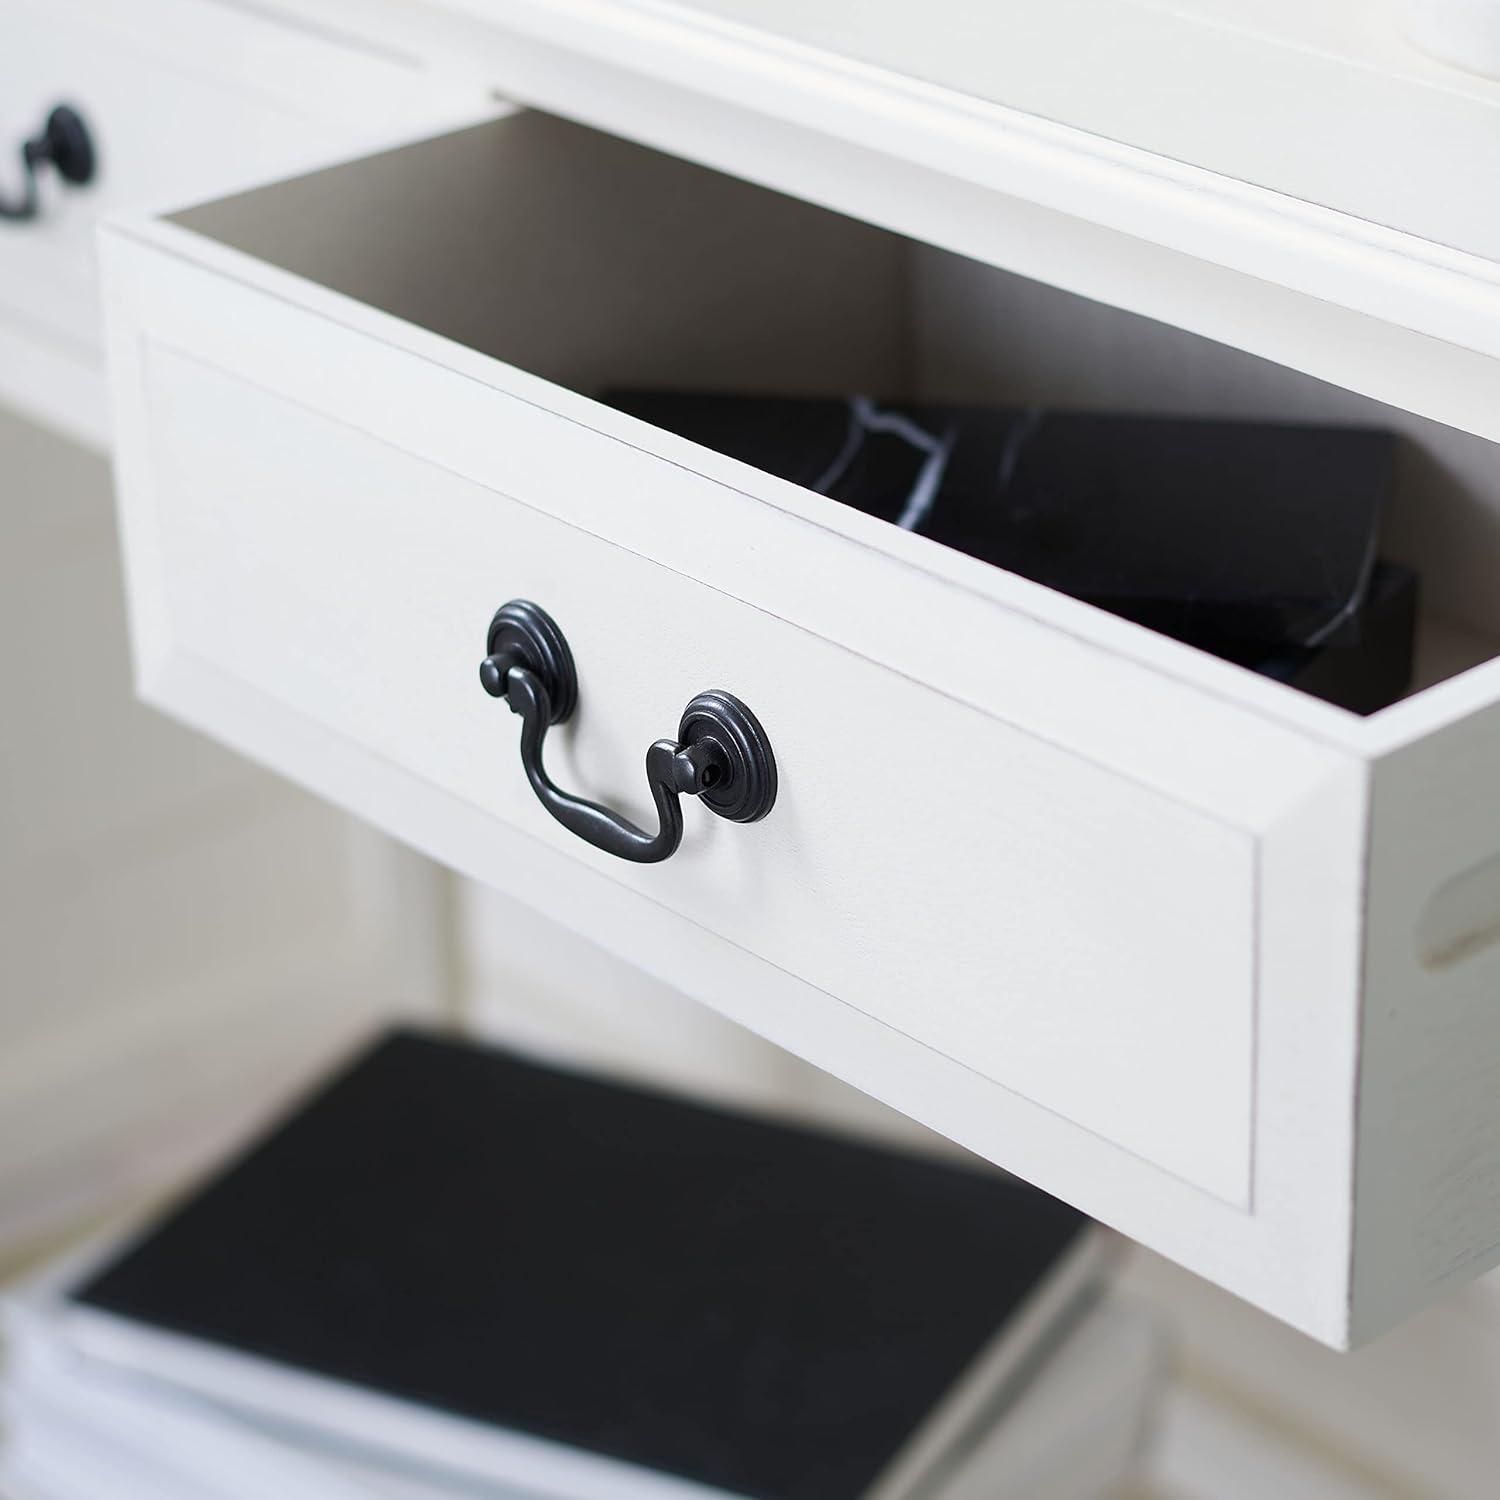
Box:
37 106 95 186
1 102 96 223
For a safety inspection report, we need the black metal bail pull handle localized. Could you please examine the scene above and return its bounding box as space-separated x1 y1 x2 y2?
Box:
0 104 96 223
479 600 776 864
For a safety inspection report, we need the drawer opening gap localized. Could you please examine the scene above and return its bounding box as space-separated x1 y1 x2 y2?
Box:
167 110 1500 717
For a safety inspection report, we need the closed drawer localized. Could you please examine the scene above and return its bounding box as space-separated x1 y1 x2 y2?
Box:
0 0 491 442
103 111 1500 1345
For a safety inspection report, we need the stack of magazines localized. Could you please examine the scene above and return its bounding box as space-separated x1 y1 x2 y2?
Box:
0 1031 1164 1499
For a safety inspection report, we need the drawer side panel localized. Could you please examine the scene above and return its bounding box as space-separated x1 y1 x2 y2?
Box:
1354 704 1500 1341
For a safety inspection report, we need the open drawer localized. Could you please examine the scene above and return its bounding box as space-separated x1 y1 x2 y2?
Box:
102 110 1500 1346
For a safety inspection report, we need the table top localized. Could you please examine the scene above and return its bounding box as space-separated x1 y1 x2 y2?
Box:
444 0 1500 263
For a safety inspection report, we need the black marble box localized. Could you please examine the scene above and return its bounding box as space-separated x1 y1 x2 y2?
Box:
607 391 1413 713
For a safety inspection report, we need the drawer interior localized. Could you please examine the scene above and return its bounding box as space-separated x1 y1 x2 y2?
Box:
171 111 1500 712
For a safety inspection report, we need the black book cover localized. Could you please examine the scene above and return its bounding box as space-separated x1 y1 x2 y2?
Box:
72 1031 1090 1500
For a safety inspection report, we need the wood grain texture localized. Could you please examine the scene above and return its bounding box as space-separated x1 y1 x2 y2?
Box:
99 114 1359 1336
140 343 1261 1199
99 110 1500 1342
1354 701 1500 1342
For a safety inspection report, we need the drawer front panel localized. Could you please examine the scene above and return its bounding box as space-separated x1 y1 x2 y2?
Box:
135 335 1257 1203
0 0 489 360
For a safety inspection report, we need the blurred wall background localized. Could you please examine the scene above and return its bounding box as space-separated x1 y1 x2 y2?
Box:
0 401 449 1254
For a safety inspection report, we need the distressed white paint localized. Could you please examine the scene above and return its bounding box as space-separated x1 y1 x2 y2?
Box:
97 107 1500 1342
95 114 1406 1343
0 0 496 447
143 342 1265 1201
61 0 1500 1326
